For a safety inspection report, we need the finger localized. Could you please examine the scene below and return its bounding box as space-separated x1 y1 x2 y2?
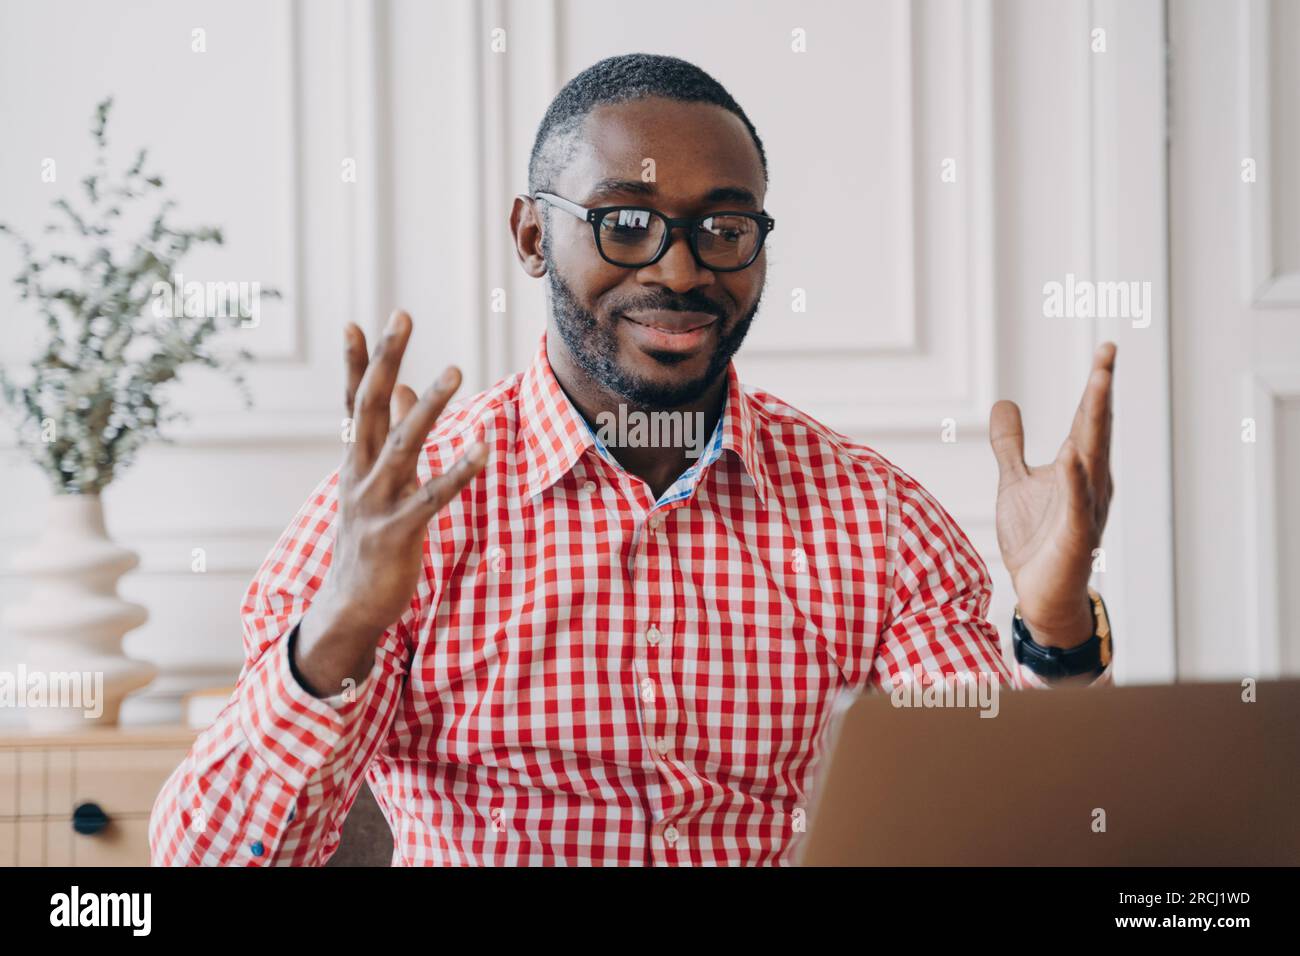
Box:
1071 342 1117 480
393 442 490 526
1098 342 1116 470
392 384 419 427
1067 343 1116 445
343 322 369 420
988 400 1029 483
1057 439 1093 538
1099 468 1115 526
1067 343 1116 436
376 366 464 484
353 310 412 471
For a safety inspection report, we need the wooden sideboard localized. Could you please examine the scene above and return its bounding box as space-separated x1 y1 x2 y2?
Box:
0 725 197 867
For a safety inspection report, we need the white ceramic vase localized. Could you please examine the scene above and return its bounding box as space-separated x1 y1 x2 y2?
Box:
1 493 155 729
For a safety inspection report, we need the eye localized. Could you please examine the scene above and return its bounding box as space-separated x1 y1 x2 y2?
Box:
700 216 751 243
597 209 662 248
607 209 653 231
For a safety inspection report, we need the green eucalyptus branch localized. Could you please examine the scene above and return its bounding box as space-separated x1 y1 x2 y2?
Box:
0 97 274 494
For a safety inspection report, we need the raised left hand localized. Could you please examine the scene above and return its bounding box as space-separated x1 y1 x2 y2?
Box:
987 342 1116 648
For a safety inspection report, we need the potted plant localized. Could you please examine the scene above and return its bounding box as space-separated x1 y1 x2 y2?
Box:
0 98 270 728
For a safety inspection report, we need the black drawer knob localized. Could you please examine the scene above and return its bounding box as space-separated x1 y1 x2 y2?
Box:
72 802 111 836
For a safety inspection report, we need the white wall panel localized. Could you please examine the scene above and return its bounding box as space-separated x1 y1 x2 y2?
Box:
0 0 1185 725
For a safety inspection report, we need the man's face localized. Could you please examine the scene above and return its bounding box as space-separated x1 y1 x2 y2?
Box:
536 97 768 409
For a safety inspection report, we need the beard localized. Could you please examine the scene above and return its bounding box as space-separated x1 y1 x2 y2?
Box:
544 258 761 410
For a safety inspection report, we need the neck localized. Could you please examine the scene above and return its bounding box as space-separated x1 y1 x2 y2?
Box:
547 338 726 500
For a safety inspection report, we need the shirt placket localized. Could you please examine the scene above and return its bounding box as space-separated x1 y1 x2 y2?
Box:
627 493 686 865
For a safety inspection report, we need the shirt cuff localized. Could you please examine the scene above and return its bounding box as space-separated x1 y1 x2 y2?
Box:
235 620 378 791
318 673 374 708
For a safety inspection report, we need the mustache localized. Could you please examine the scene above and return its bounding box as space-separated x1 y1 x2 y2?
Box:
610 291 728 321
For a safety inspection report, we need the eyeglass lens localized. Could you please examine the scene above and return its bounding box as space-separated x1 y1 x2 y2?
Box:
595 209 762 269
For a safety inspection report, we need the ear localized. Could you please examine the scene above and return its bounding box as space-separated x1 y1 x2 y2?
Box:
510 194 547 278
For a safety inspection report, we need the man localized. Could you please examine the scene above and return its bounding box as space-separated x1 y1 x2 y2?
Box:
151 53 1116 866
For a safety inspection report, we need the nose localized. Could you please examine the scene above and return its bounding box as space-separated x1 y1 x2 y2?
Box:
636 226 715 293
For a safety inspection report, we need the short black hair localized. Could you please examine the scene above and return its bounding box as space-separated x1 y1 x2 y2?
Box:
527 53 768 197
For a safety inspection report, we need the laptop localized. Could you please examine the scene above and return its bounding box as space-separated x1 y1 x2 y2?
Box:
796 679 1300 865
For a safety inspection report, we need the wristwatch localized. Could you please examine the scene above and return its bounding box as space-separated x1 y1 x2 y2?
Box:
1012 586 1112 680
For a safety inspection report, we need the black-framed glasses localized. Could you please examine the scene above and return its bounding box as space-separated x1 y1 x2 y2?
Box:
532 191 775 272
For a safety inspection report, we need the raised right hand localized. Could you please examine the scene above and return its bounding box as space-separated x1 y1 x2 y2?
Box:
293 310 488 696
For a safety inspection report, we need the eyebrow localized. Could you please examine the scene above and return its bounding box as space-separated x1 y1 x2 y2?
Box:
583 179 761 209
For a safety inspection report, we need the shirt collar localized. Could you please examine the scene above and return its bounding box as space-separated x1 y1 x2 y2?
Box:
518 330 769 504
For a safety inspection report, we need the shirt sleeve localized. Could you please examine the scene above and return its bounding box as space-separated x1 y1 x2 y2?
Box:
869 466 1110 693
148 468 415 866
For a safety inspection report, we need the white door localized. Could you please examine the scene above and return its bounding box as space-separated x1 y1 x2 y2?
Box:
1170 0 1300 677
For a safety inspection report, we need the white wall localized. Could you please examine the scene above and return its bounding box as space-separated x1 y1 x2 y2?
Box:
0 0 1205 725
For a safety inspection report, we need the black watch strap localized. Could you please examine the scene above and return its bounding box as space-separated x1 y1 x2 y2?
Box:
1011 607 1105 679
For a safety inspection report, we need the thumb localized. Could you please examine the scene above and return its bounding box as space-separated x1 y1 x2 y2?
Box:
989 400 1028 482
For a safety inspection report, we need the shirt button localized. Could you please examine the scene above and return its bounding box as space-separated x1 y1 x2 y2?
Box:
250 841 265 857
581 480 596 495
648 513 664 531
656 737 671 757
663 826 679 845
646 625 661 646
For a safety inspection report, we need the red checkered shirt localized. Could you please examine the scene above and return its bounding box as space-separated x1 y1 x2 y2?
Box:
150 332 1108 866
